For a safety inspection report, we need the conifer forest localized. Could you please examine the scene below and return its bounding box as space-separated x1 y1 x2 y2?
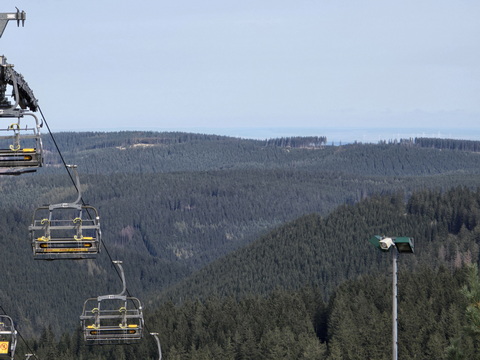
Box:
2 131 480 359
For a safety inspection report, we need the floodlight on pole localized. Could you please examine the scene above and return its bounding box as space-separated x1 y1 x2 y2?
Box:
369 235 414 360
369 235 414 254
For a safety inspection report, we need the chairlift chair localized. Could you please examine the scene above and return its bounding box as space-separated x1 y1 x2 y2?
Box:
0 315 17 360
29 165 101 260
0 55 42 175
80 261 144 344
0 114 43 174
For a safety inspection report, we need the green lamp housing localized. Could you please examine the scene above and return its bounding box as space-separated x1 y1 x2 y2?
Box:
368 235 414 253
394 237 414 253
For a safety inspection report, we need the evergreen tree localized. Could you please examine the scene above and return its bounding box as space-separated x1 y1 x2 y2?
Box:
447 264 480 359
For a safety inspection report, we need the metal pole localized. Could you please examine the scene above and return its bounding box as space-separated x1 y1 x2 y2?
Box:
392 247 398 360
113 260 127 297
150 332 162 360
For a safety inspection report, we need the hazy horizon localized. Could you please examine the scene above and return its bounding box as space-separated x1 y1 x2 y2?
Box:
50 126 480 145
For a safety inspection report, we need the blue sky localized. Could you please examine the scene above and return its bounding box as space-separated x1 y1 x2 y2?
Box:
1 1 479 141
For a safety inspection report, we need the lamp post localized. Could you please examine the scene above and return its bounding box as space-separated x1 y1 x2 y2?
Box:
369 235 414 360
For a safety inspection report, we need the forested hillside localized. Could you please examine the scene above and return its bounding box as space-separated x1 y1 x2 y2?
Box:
2 132 480 358
159 187 480 302
15 187 480 359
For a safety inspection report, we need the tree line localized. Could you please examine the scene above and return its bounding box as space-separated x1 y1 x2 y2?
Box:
414 137 480 152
